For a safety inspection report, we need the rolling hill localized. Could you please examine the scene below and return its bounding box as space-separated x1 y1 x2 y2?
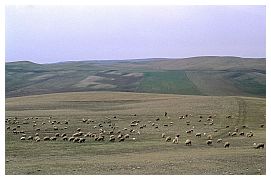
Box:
5 56 266 97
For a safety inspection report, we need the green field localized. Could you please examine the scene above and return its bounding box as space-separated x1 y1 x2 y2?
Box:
5 92 266 175
138 71 201 95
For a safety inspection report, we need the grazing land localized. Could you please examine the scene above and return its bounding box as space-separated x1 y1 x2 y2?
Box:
6 56 266 97
5 92 266 175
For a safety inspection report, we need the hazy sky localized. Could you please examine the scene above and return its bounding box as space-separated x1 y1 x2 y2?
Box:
5 6 266 63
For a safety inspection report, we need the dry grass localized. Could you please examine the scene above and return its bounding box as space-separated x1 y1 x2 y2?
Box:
5 92 266 175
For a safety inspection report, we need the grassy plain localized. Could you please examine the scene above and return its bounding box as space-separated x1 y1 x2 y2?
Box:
5 92 266 175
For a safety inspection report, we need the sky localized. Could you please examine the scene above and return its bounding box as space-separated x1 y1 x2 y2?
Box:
5 5 266 63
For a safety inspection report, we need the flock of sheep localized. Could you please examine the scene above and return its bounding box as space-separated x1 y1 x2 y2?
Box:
160 113 265 149
5 112 265 149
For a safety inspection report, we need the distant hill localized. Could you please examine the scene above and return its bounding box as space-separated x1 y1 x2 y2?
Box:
5 56 266 97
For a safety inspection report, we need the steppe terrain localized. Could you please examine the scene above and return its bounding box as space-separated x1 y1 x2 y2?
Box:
5 92 266 174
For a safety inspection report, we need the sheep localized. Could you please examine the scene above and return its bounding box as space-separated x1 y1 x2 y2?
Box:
68 137 75 141
172 137 179 144
79 138 86 143
35 137 41 142
217 138 223 143
17 125 21 128
234 127 239 132
206 140 212 145
43 136 50 141
62 136 68 141
55 133 60 137
207 135 213 140
176 134 180 138
130 123 138 127
246 132 253 138
224 142 230 148
228 132 231 136
77 128 81 132
225 125 229 128
185 139 192 146
161 133 166 138
61 133 67 137
27 136 33 140
73 137 80 143
165 136 171 142
109 135 115 142
239 132 245 136
242 125 247 128
195 133 201 137
199 115 203 119
35 133 39 136
35 128 40 131
124 134 130 139
260 124 264 128
97 136 104 141
20 137 26 140
50 137 57 141
117 134 123 139
119 137 125 142
53 127 58 131
254 143 264 149
186 129 193 134
163 124 168 127
231 132 237 136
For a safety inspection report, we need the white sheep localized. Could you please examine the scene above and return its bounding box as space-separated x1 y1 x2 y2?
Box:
217 138 223 143
185 139 192 146
35 137 41 142
224 142 230 148
206 140 212 145
254 143 264 149
172 137 179 144
165 136 171 142
43 136 50 141
50 136 57 141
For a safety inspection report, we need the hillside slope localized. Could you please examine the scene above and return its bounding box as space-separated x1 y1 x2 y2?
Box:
5 56 266 97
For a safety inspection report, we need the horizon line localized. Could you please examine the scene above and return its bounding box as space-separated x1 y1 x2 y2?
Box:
5 55 267 64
